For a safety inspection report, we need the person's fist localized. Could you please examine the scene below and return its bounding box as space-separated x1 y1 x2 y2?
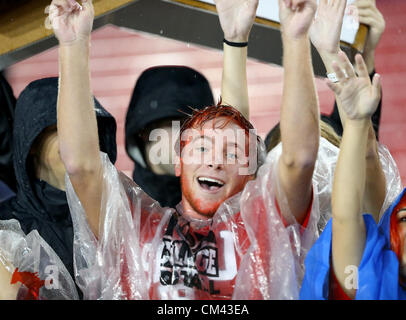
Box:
214 0 259 42
47 0 94 45
279 0 317 39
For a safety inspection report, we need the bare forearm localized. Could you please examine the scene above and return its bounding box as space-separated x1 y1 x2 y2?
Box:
222 43 249 118
58 38 102 237
319 50 350 126
333 120 369 222
277 35 319 223
332 120 368 298
280 36 319 165
58 38 101 174
364 126 386 221
363 50 375 75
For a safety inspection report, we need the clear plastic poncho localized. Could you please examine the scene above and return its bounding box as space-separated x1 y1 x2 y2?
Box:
66 137 401 300
232 138 402 299
0 219 79 300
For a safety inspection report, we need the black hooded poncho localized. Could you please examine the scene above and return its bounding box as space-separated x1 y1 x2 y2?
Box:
0 77 117 281
125 66 214 208
0 72 16 197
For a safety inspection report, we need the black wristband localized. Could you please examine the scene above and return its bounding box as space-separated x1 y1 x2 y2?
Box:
223 38 248 47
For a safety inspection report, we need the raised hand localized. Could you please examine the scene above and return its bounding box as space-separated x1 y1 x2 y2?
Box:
355 0 385 73
48 0 94 45
310 0 347 54
214 0 259 42
356 0 385 53
326 52 381 120
278 0 317 39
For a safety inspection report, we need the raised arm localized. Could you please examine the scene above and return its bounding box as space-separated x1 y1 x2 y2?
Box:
313 0 384 132
277 0 319 224
356 0 385 74
310 0 386 222
214 0 259 119
328 52 381 298
50 0 102 237
354 0 386 218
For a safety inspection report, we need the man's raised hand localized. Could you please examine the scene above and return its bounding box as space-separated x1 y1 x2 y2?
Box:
214 0 259 42
326 52 381 121
279 0 317 40
310 0 347 54
48 0 94 45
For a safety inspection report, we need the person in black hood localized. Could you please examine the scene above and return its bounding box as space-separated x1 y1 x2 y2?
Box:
0 77 117 280
0 72 17 202
125 66 214 208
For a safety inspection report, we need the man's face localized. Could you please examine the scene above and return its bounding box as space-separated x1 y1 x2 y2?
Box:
175 117 255 219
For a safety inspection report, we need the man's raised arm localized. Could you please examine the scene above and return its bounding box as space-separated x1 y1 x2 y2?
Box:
50 0 102 236
310 0 386 222
328 53 382 298
277 0 319 224
215 0 259 119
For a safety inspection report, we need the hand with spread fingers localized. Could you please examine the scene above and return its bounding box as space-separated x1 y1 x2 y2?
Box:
48 0 94 45
354 0 386 73
310 0 347 55
326 52 381 121
214 0 259 42
279 0 317 39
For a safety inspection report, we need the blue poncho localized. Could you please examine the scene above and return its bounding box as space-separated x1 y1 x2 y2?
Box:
300 188 406 300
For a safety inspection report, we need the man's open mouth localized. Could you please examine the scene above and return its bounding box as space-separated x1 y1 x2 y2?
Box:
197 177 225 191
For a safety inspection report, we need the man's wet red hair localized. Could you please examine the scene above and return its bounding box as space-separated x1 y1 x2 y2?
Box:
176 101 256 155
390 195 406 261
390 211 402 260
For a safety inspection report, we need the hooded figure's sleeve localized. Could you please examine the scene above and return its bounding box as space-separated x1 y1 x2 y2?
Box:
65 152 163 300
0 219 79 300
300 214 404 300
